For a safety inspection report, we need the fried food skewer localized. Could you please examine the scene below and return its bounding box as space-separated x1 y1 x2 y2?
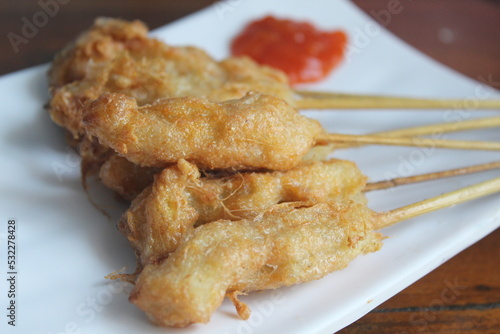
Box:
119 158 367 266
82 92 500 172
294 90 500 110
82 92 322 171
129 177 500 327
50 17 500 197
120 159 500 267
49 18 500 143
49 17 500 197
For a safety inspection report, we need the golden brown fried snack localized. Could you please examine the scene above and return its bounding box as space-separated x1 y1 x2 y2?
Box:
130 202 382 327
98 155 161 201
119 158 367 266
82 91 323 170
47 17 303 201
49 17 152 89
46 17 151 137
48 18 292 139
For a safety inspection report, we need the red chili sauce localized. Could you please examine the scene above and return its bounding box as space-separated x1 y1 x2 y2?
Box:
231 16 347 85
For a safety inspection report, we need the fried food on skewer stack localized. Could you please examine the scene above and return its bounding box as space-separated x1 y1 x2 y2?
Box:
48 17 500 149
49 18 500 142
80 89 500 203
80 92 500 328
48 17 294 194
49 17 500 139
49 18 500 157
120 158 367 266
90 87 497 325
45 18 500 330
128 177 500 327
48 17 500 202
120 157 500 269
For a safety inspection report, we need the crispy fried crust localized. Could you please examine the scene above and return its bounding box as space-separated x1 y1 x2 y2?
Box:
98 155 161 201
47 18 305 202
47 18 380 329
130 202 382 327
48 18 292 139
49 17 151 89
119 159 367 266
82 92 323 170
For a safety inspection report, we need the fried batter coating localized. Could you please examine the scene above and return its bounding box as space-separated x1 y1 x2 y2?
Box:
119 159 367 266
98 155 161 201
130 202 382 327
48 18 292 139
82 91 323 170
49 17 151 89
47 18 304 200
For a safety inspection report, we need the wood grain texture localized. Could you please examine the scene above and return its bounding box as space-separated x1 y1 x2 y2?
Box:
0 0 498 332
338 228 500 334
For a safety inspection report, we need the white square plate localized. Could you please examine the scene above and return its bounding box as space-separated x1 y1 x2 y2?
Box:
0 0 498 333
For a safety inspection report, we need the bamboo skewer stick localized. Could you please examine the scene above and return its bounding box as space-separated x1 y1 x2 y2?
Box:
318 133 500 151
376 177 500 229
294 90 500 110
328 116 500 150
364 161 500 192
373 116 500 138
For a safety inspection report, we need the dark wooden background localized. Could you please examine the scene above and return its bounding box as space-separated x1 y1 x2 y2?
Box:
1 0 498 333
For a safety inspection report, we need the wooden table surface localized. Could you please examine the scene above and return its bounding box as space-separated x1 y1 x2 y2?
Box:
1 1 498 333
